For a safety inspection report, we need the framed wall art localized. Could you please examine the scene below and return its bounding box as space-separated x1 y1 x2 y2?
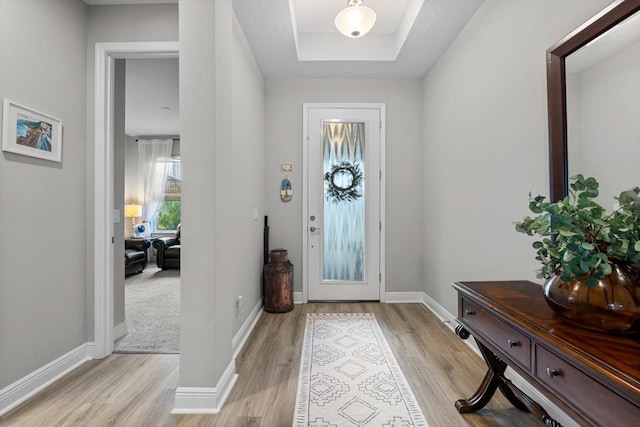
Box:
2 99 62 162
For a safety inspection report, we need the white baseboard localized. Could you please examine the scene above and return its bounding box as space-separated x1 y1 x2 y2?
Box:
418 290 578 427
420 292 458 327
294 291 303 304
232 299 263 359
114 322 128 341
172 360 238 414
173 298 262 414
0 342 94 416
384 291 425 303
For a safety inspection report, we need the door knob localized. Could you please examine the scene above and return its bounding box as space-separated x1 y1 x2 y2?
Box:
310 226 321 232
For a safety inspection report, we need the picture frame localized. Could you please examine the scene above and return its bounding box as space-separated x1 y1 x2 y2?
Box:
2 99 62 162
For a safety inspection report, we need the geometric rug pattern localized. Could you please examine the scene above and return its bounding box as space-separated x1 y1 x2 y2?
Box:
294 313 428 427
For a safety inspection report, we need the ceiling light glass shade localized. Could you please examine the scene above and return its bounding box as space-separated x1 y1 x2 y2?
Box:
335 0 377 38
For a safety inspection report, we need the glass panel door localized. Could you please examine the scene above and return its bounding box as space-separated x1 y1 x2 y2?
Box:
322 122 366 281
305 105 382 302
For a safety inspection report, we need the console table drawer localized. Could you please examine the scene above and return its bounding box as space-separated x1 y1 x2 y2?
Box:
461 298 531 370
535 345 640 426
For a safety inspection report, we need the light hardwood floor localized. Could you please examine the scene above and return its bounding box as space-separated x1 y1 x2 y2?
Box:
1 303 540 426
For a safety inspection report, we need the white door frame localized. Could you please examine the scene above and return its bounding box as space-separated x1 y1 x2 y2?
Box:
93 42 179 359
301 103 386 303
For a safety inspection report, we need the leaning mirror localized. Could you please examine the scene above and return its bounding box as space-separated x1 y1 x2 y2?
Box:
547 0 640 203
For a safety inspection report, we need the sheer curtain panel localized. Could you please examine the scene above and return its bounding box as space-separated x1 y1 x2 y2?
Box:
137 138 173 229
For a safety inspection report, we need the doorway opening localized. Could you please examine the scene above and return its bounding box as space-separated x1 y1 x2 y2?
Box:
114 57 181 354
93 42 179 359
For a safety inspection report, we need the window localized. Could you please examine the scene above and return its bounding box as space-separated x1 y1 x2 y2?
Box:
157 156 181 231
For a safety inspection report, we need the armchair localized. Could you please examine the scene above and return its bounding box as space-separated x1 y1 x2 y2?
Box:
125 239 150 276
153 225 180 270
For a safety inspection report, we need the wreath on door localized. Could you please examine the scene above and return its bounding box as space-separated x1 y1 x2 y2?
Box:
324 161 364 203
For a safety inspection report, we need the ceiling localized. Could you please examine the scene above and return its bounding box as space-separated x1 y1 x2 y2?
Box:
83 0 176 4
86 0 483 78
233 0 483 78
86 0 484 135
125 58 179 136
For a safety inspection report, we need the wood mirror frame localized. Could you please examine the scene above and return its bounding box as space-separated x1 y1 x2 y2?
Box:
546 0 640 202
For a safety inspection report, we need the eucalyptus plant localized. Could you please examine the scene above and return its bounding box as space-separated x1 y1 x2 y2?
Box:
515 175 640 287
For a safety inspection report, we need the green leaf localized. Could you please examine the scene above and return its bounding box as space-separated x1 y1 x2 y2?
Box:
618 190 639 205
560 272 572 282
585 278 598 287
585 177 598 189
581 242 595 251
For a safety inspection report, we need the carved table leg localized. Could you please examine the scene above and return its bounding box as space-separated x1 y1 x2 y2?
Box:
454 332 563 426
455 362 502 413
455 324 470 340
497 375 563 427
455 338 508 413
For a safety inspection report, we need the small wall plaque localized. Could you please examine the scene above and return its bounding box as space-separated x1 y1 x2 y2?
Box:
281 162 293 172
281 177 292 202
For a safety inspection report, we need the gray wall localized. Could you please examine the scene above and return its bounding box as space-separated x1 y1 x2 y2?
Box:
178 0 266 390
124 136 139 207
85 3 179 341
231 13 266 333
421 0 610 316
179 0 228 387
264 79 424 293
0 0 87 389
114 59 126 329
567 41 640 206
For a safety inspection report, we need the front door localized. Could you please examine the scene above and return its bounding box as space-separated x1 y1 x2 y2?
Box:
304 105 383 301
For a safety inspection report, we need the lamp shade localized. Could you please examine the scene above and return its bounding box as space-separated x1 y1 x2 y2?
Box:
335 0 377 38
124 204 142 218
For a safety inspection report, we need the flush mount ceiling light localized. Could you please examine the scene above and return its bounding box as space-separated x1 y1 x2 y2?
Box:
335 0 377 38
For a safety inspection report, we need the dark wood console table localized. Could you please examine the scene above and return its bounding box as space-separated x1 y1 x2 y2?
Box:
452 281 640 426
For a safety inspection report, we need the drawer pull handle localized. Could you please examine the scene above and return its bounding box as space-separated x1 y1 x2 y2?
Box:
464 309 475 315
507 339 519 348
546 368 559 378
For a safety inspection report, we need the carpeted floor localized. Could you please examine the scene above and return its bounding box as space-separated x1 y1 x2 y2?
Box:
114 266 180 354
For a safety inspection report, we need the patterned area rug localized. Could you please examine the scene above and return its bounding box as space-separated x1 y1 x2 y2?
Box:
294 313 427 427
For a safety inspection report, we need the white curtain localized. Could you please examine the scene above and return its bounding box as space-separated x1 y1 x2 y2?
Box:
137 139 173 227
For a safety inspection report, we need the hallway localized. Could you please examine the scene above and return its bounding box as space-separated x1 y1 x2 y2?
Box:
0 303 539 427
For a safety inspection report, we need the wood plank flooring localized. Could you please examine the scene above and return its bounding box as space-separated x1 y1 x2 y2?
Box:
1 303 540 426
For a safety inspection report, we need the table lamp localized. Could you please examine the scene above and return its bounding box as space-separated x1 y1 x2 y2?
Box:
124 204 142 237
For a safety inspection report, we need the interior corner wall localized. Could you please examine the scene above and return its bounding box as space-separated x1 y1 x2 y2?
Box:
179 0 225 388
264 79 424 294
85 3 178 341
231 13 266 335
420 0 611 316
0 0 88 389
